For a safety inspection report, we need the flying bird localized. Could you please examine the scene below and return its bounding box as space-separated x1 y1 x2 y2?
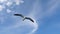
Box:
14 14 24 18
14 14 34 23
23 17 34 23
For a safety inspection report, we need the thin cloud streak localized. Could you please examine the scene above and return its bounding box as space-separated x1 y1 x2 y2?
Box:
46 0 59 12
44 0 59 17
27 0 59 34
27 19 38 34
27 0 40 34
29 0 41 18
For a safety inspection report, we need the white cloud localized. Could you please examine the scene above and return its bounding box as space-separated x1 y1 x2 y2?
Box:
26 0 59 34
46 0 59 14
15 0 24 5
0 5 5 11
20 0 24 3
27 19 38 34
6 1 13 7
27 0 39 34
0 0 7 3
7 9 12 13
29 0 59 20
0 15 38 34
15 1 20 5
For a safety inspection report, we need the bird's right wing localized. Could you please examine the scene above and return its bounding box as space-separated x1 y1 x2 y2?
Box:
23 17 34 23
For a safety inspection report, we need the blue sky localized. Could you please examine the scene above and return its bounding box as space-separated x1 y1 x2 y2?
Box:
0 0 60 34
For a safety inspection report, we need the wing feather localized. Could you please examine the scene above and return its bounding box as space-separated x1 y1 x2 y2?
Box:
24 17 34 23
14 14 24 18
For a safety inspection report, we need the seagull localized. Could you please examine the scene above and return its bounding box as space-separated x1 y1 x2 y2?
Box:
14 14 34 23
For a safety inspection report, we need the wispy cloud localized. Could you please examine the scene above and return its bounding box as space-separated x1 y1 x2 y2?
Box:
27 0 59 34
27 19 38 34
27 0 40 34
33 0 59 19
45 0 59 16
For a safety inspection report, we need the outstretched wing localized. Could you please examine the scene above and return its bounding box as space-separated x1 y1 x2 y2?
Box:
23 17 34 23
14 14 24 18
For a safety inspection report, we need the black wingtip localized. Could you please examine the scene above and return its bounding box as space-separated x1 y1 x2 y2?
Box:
32 21 34 23
14 14 19 16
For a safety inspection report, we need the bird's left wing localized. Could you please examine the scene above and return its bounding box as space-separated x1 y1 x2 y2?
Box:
14 14 24 18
